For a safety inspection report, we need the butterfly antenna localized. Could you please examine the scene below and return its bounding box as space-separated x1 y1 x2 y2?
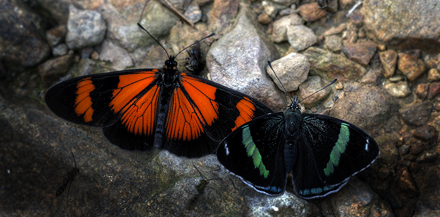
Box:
193 165 207 180
267 61 294 103
137 23 170 58
298 79 337 103
137 0 150 24
175 33 215 58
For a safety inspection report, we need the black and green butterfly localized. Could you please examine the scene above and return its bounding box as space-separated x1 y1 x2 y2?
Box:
217 95 379 199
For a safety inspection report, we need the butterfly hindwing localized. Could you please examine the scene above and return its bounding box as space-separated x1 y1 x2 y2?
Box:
217 113 287 195
289 114 379 199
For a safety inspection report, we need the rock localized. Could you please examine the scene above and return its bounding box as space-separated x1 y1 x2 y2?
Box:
416 151 439 163
379 50 398 78
330 83 395 134
383 81 411 98
395 167 419 198
298 76 332 108
267 52 309 92
324 35 342 52
399 102 432 126
0 0 50 67
415 83 429 99
66 5 106 50
46 25 67 47
96 39 133 71
287 25 317 51
341 40 377 66
397 53 426 81
303 47 367 82
34 0 71 24
206 7 284 111
269 0 299 6
361 69 382 85
413 125 438 142
262 1 277 18
209 0 239 35
38 54 75 83
184 4 202 24
101 1 178 53
52 44 69 57
362 0 440 53
258 13 272 24
330 178 393 217
297 3 327 22
270 14 304 43
318 23 347 41
427 82 440 99
339 0 356 10
427 68 440 82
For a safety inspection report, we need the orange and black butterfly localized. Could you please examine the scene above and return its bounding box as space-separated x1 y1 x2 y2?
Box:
45 24 273 158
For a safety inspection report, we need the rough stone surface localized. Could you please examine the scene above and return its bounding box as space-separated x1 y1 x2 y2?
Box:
298 76 332 108
303 47 367 82
267 52 310 92
330 83 395 135
287 25 317 51
96 39 134 71
379 50 397 78
206 7 284 111
0 0 51 67
397 53 427 81
399 102 432 126
341 40 377 66
297 3 327 22
270 14 304 43
383 81 411 98
362 0 440 53
66 5 106 50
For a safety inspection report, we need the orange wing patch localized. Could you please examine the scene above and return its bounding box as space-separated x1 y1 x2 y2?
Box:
75 77 95 122
110 70 159 135
166 75 219 141
231 97 256 131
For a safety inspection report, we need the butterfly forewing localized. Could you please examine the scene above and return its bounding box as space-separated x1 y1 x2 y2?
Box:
46 64 273 158
217 113 287 195
289 114 379 198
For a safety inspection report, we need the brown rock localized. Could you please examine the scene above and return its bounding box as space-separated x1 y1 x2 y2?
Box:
398 53 427 81
209 0 239 34
427 82 440 99
258 13 271 24
38 54 75 82
379 50 397 78
341 40 377 66
428 68 440 82
415 83 429 99
297 3 327 22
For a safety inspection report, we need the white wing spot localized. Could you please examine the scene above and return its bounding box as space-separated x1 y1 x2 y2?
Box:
365 138 369 151
224 143 230 155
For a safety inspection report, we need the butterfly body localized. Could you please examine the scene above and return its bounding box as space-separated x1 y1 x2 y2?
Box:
46 54 273 158
217 96 379 199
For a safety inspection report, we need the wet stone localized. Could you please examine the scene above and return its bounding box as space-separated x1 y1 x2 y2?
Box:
399 102 432 126
341 40 377 66
383 81 411 98
415 83 429 99
66 5 106 50
297 3 327 22
270 14 304 43
267 52 309 92
298 76 331 108
379 50 397 78
428 68 440 82
397 52 427 81
413 125 437 142
52 44 68 57
323 35 342 53
427 82 440 99
287 25 317 51
46 25 67 47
